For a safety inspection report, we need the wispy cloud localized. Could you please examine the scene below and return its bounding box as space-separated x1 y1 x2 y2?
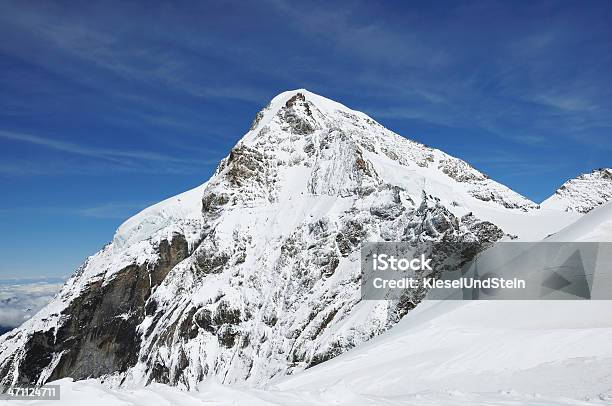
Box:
0 3 269 105
267 0 451 69
260 0 612 150
0 130 223 175
0 130 190 164
0 201 152 220
0 0 610 202
76 202 151 219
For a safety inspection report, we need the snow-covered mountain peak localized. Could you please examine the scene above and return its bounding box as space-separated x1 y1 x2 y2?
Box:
242 89 375 146
229 89 538 213
541 168 612 213
1 90 575 391
248 89 368 128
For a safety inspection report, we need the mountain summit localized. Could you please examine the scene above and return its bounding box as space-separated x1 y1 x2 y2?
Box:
0 90 578 388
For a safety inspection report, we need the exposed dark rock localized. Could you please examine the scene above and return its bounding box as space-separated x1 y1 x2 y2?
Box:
307 342 344 368
202 192 230 213
312 308 338 338
599 168 612 180
262 310 278 327
149 359 170 385
335 232 351 257
217 325 239 347
0 354 14 384
178 307 199 340
176 348 189 373
194 308 215 333
281 93 315 135
303 141 315 155
193 245 230 275
439 158 487 182
20 330 55 384
354 149 377 179
226 145 267 187
0 234 190 385
282 109 315 135
213 301 241 326
249 110 264 131
336 219 366 257
360 140 376 153
155 235 190 286
285 92 305 108
280 236 299 259
461 213 505 245
469 189 532 210
324 256 340 277
145 299 158 316
382 148 398 161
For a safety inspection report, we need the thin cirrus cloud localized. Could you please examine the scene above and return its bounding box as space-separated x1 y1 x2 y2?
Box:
0 0 611 285
0 201 151 220
0 130 185 163
273 0 611 147
0 1 610 196
76 202 152 219
0 130 222 175
0 4 268 106
3 0 610 149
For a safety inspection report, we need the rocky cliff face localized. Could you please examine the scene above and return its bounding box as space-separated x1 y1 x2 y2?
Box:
0 90 545 389
541 168 612 213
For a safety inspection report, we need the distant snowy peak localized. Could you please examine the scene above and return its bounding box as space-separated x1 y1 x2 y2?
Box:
542 168 612 213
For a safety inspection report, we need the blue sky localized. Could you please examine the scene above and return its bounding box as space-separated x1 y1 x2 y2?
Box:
0 0 611 279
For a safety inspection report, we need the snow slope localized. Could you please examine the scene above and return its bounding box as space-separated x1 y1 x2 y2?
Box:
547 200 612 242
9 371 611 406
264 199 612 404
21 195 612 404
113 181 208 249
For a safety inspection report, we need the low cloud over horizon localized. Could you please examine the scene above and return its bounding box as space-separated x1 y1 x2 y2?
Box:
0 278 64 329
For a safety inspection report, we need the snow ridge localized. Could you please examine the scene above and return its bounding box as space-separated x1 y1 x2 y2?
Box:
542 168 612 213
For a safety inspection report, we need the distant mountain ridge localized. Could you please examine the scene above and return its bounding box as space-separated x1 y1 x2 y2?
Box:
541 168 612 213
